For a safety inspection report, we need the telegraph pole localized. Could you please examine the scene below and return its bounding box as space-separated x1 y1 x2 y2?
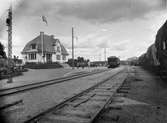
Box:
72 27 74 69
104 48 107 66
104 48 106 60
6 6 13 83
6 6 12 59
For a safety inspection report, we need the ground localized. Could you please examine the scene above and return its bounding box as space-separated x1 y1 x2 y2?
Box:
96 66 167 123
0 67 106 89
0 67 124 123
1 66 167 123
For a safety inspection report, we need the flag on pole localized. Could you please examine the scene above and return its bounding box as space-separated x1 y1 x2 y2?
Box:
42 15 48 25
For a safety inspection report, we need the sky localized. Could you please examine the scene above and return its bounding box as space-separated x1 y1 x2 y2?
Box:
0 0 167 61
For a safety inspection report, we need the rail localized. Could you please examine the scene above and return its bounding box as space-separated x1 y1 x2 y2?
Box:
0 69 109 97
25 69 127 123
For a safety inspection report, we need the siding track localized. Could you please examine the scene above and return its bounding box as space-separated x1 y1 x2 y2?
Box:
0 69 108 97
25 69 127 123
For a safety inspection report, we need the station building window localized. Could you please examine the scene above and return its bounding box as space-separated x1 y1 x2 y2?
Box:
56 55 61 60
46 54 52 62
57 47 60 52
52 42 56 46
29 53 36 60
31 44 36 49
62 55 66 60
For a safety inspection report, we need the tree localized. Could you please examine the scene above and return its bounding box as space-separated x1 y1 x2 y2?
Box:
0 42 6 58
67 58 77 67
77 57 84 62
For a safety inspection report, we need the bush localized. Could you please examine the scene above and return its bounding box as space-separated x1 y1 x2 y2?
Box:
24 62 63 69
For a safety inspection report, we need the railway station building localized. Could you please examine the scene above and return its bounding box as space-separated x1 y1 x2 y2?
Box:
21 32 69 63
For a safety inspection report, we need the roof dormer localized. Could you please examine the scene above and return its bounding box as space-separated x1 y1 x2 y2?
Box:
31 43 36 49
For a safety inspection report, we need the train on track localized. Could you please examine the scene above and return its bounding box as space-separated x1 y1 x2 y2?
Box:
107 56 120 68
138 20 167 79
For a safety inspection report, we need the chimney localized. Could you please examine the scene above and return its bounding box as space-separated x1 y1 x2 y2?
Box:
40 32 44 38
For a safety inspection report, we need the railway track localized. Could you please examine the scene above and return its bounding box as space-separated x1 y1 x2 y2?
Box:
25 69 127 123
0 69 108 97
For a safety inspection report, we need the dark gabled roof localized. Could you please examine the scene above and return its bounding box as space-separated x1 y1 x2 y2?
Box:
22 34 69 55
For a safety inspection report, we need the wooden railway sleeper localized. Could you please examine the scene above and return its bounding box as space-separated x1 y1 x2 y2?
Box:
73 94 96 107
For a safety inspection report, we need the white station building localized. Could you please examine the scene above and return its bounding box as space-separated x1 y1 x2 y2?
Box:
21 32 69 63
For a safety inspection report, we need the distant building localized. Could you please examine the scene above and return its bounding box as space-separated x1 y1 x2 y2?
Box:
21 32 69 63
126 57 138 65
90 61 107 67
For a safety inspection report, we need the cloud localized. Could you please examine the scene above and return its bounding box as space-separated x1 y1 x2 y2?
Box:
12 0 166 23
97 40 110 48
112 43 128 51
58 0 150 23
1 0 165 39
0 0 166 61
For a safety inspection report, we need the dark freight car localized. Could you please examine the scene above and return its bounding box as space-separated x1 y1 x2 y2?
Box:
138 20 167 80
155 20 167 78
107 56 120 68
155 21 167 69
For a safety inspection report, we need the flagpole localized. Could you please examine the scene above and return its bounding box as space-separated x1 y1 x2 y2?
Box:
41 15 48 63
41 32 44 63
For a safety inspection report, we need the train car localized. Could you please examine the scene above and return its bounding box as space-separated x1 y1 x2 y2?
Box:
107 56 120 68
138 44 159 67
138 53 146 65
155 20 167 78
138 20 167 80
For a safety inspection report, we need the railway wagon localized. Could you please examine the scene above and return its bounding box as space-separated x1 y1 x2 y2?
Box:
138 20 167 79
138 44 159 67
107 56 120 68
155 20 167 76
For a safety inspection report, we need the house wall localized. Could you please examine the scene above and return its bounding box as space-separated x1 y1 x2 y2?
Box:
22 33 68 63
22 53 43 63
22 54 26 64
52 40 63 63
62 54 68 62
22 50 68 63
23 53 68 63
